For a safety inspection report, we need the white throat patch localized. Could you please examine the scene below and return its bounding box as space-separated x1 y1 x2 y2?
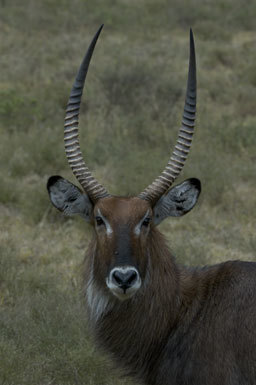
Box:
86 272 113 322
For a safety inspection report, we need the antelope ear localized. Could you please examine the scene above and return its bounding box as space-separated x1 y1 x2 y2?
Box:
153 178 201 225
47 175 93 222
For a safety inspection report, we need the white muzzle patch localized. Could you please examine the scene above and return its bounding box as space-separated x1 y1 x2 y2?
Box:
106 266 141 300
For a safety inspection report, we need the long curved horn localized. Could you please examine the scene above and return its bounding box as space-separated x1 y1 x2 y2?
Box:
64 25 110 203
138 29 196 205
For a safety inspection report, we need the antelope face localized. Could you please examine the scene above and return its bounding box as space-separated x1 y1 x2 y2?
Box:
47 177 200 300
47 25 201 301
93 197 152 300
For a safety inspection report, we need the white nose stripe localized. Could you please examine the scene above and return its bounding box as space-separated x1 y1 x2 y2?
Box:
110 266 139 278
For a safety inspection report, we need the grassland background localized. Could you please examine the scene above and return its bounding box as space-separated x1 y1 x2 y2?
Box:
0 0 255 384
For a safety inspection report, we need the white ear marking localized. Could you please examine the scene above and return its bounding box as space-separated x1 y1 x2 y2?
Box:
153 178 201 225
47 176 93 221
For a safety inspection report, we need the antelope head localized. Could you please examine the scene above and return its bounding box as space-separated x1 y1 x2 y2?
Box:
47 26 201 301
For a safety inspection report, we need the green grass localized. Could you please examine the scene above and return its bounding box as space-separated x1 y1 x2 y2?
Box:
0 0 255 384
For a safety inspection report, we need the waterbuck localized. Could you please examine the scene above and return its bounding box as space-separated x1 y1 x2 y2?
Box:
47 25 256 385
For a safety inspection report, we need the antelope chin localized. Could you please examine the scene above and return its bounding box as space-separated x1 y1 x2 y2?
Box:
109 286 140 301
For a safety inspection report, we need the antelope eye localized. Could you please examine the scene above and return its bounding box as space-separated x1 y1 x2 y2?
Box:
95 216 104 226
142 217 151 227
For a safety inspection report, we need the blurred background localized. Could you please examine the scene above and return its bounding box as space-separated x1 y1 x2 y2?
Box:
0 0 255 384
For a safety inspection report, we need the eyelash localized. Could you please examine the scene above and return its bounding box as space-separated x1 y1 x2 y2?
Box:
142 217 151 227
95 216 104 226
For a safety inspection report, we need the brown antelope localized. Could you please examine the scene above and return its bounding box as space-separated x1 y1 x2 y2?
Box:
47 26 256 385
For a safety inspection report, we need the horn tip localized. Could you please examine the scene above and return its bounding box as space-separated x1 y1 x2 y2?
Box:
97 24 104 36
189 28 195 46
94 24 104 40
189 28 196 70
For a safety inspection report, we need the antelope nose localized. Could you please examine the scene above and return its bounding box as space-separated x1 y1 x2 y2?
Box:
112 269 138 291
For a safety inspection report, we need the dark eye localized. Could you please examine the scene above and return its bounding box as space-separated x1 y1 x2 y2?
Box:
142 217 151 227
95 216 104 226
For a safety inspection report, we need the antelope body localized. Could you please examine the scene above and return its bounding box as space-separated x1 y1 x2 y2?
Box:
47 26 256 385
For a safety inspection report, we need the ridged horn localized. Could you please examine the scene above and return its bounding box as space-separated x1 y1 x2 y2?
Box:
138 29 197 205
64 25 110 203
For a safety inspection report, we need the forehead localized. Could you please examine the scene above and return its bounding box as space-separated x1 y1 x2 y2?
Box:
94 197 151 223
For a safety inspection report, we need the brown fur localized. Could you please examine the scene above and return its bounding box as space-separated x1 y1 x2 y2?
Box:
83 197 256 385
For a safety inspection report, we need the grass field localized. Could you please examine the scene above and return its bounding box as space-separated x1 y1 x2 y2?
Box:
0 1 255 384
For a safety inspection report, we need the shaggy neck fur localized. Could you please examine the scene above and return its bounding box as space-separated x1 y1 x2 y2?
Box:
84 228 184 381
82 225 256 385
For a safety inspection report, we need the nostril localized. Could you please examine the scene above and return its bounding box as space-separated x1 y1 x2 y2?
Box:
127 271 137 285
112 269 138 289
113 270 123 285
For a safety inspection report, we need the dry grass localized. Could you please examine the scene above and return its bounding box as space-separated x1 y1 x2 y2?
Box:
0 0 255 384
